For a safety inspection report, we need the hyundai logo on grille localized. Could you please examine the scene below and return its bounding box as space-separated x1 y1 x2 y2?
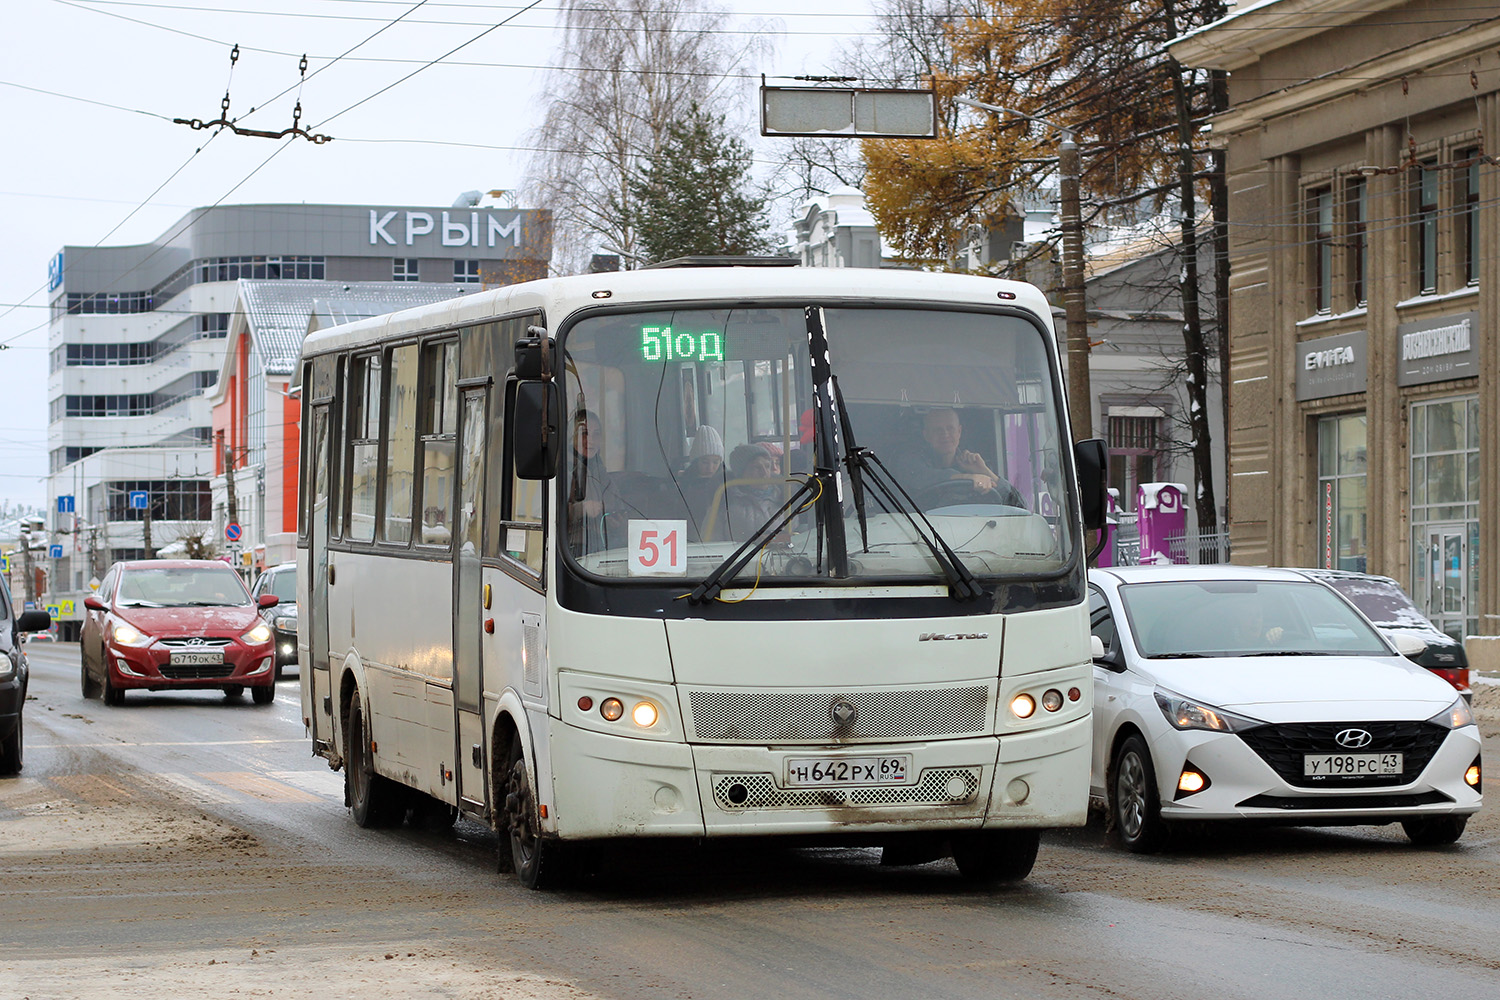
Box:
1335 728 1373 749
186 637 206 646
830 699 857 726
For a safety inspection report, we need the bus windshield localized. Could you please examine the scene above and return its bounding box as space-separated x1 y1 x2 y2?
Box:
561 304 1074 586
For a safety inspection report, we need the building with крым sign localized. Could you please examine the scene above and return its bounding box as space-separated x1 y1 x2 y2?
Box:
41 201 551 638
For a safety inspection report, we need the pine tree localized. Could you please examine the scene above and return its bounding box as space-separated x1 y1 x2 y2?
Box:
628 103 776 264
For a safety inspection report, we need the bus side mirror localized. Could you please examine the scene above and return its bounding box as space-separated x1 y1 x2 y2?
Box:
513 379 563 480
514 333 554 380
1074 437 1108 531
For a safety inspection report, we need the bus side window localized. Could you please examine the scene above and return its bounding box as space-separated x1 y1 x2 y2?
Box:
495 314 546 576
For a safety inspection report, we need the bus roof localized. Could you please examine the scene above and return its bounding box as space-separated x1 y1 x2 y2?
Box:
299 265 1057 359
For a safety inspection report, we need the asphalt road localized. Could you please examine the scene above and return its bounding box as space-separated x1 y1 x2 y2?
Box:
3 641 1498 1000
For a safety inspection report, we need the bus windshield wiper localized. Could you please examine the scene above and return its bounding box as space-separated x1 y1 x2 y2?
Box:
849 447 986 602
829 377 983 603
686 475 824 605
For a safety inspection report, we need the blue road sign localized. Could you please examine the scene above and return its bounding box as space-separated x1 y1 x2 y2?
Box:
57 495 75 513
129 491 149 510
225 523 243 542
49 545 64 558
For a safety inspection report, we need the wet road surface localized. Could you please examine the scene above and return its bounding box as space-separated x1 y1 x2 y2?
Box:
3 641 1497 999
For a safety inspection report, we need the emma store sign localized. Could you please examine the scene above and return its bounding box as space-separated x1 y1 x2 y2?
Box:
369 210 523 248
1296 330 1367 401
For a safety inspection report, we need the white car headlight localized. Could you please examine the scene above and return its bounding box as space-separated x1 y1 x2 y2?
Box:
1155 689 1263 733
1427 697 1474 730
274 615 298 632
112 623 152 647
241 623 273 644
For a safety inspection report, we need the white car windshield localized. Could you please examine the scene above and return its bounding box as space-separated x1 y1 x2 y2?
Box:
560 304 1074 587
1118 580 1392 658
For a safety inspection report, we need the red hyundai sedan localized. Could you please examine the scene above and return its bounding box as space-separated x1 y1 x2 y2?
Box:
81 560 279 706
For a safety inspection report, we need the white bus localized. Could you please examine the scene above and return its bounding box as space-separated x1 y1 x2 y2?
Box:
297 260 1107 888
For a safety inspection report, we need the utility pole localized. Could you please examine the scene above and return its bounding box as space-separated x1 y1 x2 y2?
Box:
224 443 241 533
956 97 1092 440
142 497 154 560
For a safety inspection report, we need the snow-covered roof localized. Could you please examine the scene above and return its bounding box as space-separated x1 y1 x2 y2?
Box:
237 280 472 376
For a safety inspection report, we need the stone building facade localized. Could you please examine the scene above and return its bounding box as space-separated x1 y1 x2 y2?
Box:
1173 0 1500 639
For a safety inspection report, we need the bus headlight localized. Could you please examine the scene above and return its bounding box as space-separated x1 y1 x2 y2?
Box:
600 697 624 722
1010 693 1036 719
631 701 659 728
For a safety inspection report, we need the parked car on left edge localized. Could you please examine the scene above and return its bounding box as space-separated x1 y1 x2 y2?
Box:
80 559 279 706
2 570 53 775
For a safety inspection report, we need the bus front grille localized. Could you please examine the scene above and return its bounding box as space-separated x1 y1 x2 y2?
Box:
711 768 981 810
687 686 988 743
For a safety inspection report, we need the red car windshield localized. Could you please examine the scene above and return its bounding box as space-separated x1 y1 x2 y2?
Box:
116 568 251 607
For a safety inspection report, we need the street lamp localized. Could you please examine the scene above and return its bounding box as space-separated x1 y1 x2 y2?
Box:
954 97 1092 440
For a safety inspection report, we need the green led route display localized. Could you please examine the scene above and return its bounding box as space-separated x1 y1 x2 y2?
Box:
640 325 724 363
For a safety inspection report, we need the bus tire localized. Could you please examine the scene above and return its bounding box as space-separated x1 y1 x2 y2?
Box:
950 828 1039 884
346 697 403 828
503 734 570 890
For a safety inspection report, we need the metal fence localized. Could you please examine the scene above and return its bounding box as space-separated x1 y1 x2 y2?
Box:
1100 517 1231 567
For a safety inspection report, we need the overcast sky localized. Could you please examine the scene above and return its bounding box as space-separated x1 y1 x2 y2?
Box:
0 0 876 513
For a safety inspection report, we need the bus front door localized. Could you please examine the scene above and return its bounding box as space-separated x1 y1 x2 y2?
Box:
452 386 489 813
306 403 336 752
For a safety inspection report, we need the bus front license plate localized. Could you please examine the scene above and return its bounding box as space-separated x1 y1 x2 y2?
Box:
1303 752 1401 777
786 755 911 787
169 651 224 666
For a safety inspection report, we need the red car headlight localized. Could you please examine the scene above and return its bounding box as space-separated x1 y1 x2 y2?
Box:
111 623 152 647
241 623 273 644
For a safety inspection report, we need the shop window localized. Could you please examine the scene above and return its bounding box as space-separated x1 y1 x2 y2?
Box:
1409 397 1479 640
1315 413 1367 571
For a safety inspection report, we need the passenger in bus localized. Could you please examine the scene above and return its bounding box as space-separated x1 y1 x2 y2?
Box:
722 444 781 540
679 426 726 539
567 409 613 550
900 407 1023 506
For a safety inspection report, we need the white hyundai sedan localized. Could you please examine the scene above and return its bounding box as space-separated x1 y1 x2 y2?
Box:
1088 565 1482 852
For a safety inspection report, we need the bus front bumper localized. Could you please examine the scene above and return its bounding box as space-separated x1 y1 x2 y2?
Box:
545 716 1090 840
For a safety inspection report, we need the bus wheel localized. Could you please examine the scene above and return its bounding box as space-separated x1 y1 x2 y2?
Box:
503 735 569 890
950 829 1039 885
345 697 403 827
